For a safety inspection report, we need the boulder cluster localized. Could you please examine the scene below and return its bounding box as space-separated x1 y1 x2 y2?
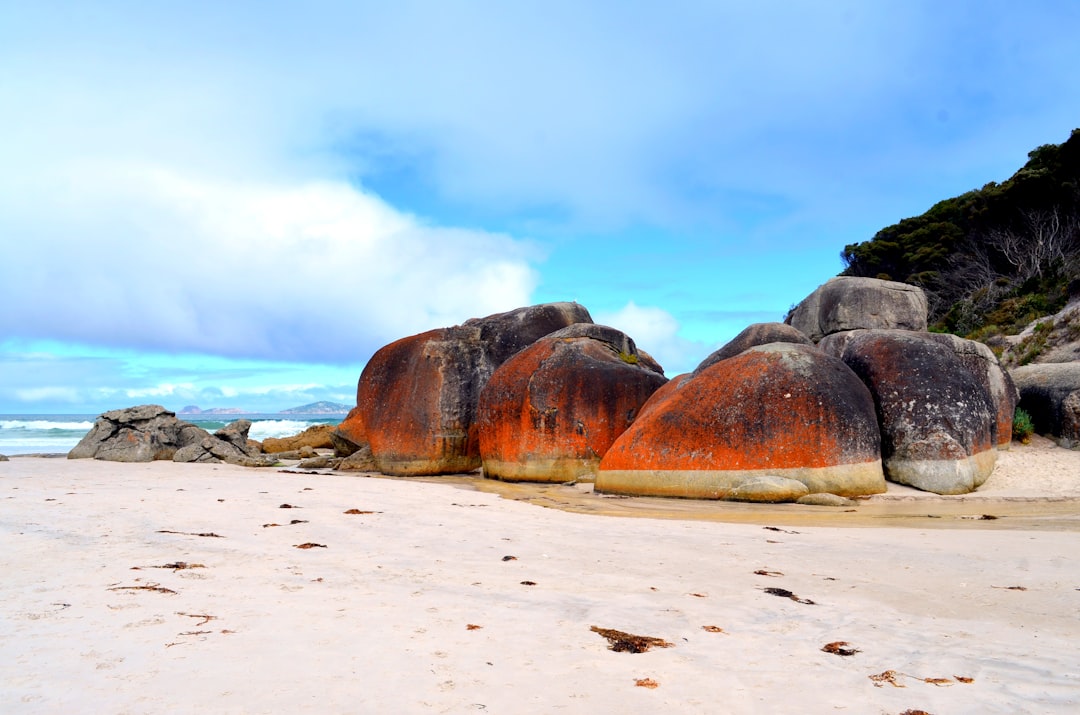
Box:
320 277 1019 500
68 406 340 467
72 276 1030 502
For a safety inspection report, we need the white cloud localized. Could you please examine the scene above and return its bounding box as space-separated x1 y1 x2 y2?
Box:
124 383 197 399
595 302 716 375
0 163 538 363
13 387 82 404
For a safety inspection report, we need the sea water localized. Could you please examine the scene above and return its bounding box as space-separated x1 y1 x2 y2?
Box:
0 414 344 456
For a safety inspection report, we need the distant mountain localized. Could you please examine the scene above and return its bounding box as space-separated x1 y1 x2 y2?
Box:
178 405 248 415
280 401 351 414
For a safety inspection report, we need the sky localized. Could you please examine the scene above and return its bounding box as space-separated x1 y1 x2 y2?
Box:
2 1 1080 414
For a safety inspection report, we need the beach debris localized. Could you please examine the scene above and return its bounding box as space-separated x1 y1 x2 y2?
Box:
761 587 816 605
821 641 859 656
898 711 933 715
294 542 327 549
108 583 177 595
136 562 205 571
279 503 299 508
764 526 800 534
466 624 483 631
701 626 725 633
265 519 310 527
870 671 974 688
502 555 518 561
344 509 380 514
754 569 784 577
177 612 217 626
870 670 904 688
452 502 489 507
634 678 660 689
590 626 673 653
178 630 212 637
157 530 224 538
689 592 708 598
992 585 1028 591
520 580 537 586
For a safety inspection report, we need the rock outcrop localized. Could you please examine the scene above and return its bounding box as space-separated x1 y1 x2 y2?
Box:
69 407 274 466
261 424 336 453
1011 362 1080 443
836 331 997 494
595 343 886 501
477 324 667 483
785 277 928 342
349 302 593 476
68 405 210 462
694 322 813 373
998 298 1080 367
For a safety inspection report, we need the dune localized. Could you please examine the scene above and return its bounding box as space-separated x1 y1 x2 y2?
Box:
2 438 1078 713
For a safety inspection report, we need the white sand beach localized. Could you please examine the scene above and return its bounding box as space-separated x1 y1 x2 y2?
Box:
3 439 1079 713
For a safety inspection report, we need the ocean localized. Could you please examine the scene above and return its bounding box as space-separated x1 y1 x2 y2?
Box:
0 414 344 456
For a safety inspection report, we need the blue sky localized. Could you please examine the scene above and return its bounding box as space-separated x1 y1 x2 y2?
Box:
2 1 1079 413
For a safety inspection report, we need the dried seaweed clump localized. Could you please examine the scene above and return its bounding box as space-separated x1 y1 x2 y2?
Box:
590 626 673 653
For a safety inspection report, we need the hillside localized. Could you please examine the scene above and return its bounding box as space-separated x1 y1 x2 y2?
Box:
840 129 1080 344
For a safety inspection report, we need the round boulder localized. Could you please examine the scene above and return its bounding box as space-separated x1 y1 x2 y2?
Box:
786 277 928 342
837 331 997 494
354 302 592 476
695 322 813 373
478 324 667 483
596 343 886 500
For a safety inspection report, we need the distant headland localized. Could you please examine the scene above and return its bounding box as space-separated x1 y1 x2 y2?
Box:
178 401 351 415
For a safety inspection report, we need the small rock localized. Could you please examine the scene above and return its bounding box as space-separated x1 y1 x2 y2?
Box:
796 493 857 507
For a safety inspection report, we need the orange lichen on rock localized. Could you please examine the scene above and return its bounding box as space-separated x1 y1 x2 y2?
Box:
596 343 886 500
478 324 667 483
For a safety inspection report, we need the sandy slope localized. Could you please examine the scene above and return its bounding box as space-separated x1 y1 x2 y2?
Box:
2 446 1078 714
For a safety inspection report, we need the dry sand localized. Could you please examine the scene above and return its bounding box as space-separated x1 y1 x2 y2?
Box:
2 437 1079 713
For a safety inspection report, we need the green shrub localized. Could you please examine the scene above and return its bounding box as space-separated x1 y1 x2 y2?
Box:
1012 408 1035 443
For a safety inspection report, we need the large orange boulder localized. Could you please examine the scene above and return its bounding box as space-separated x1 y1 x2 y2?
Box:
595 343 886 500
477 324 667 483
347 302 593 476
835 330 997 494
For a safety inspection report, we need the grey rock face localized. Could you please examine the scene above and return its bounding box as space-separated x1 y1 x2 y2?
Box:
836 331 997 494
786 277 928 342
695 322 813 373
68 405 211 462
213 419 264 458
69 406 272 466
1011 363 1080 441
338 444 378 471
172 434 277 467
920 332 1019 449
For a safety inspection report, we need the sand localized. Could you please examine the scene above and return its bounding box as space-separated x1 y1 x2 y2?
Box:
2 438 1079 713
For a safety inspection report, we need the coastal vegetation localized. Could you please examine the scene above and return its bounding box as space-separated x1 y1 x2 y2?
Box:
840 128 1080 344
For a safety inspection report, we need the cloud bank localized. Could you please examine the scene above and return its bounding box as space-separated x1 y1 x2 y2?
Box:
0 163 538 363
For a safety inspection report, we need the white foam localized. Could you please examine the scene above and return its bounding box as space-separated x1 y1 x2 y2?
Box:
0 419 95 431
248 420 317 440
